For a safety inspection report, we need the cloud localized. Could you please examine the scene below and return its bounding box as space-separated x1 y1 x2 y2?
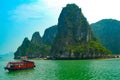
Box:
10 0 120 24
10 1 46 22
10 0 83 23
43 0 120 23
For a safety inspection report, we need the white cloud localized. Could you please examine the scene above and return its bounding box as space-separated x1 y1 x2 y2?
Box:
10 0 120 24
11 1 46 22
42 0 120 23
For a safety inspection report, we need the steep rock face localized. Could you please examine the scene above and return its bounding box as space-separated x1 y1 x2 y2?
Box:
31 32 42 44
50 4 111 59
42 25 58 45
14 37 32 59
14 4 112 59
58 4 91 43
14 32 51 59
91 19 120 54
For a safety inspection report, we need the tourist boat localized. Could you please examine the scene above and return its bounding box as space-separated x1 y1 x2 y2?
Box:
4 60 35 71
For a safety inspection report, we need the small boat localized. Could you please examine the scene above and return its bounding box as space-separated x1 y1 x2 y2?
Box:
4 60 35 71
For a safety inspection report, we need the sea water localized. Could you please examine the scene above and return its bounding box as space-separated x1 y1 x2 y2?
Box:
0 54 120 80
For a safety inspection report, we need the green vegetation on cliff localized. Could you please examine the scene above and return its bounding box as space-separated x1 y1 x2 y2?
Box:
50 4 111 59
14 32 50 59
14 4 112 59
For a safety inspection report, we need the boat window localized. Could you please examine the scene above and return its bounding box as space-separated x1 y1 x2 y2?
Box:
10 64 14 67
13 63 24 66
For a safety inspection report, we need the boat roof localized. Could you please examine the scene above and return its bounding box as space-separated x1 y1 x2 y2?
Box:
8 60 34 64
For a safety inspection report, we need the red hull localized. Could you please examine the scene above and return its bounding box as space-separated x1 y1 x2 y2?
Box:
4 60 35 71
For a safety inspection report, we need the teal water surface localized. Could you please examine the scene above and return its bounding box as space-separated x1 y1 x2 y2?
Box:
0 56 120 80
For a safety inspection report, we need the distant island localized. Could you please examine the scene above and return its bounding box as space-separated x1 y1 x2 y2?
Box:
14 4 116 59
91 19 120 54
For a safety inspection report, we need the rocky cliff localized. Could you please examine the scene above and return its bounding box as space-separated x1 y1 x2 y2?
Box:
14 4 112 59
14 32 50 59
50 4 111 59
31 32 42 44
42 25 58 45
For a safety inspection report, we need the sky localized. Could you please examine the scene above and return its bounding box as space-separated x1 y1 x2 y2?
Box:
0 0 120 54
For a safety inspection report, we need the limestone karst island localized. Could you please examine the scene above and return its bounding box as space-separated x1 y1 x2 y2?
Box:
14 4 113 60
